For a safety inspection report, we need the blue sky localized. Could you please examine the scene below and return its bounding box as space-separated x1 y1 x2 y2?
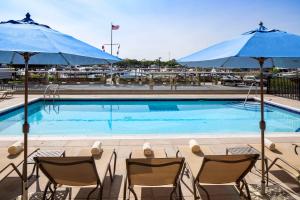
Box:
1 0 300 60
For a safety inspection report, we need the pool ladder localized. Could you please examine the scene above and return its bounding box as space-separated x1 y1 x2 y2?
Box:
43 84 60 102
244 82 257 106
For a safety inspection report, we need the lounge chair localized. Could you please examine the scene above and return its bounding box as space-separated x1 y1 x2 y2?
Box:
34 149 117 200
179 151 258 200
124 157 185 200
0 148 40 199
0 148 40 182
0 91 8 99
250 143 300 180
78 148 117 182
176 145 213 177
0 87 15 99
5 88 16 97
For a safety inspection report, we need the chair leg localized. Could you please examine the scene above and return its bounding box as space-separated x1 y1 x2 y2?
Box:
96 185 103 200
238 180 251 200
178 182 183 200
42 181 51 200
196 183 210 200
50 185 57 200
42 182 57 200
170 185 179 200
87 184 100 200
123 176 128 200
193 181 198 200
235 181 243 197
244 181 251 200
194 181 210 200
129 186 138 200
68 187 72 200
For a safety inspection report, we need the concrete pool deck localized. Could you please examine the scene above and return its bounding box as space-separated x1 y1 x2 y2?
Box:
0 94 299 199
1 138 300 199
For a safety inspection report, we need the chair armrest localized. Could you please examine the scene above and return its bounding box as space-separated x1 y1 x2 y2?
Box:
164 147 178 158
101 149 117 183
175 147 182 158
292 144 300 155
0 163 22 181
111 150 117 177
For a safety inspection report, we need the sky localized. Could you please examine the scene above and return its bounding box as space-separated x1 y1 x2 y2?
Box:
0 0 300 60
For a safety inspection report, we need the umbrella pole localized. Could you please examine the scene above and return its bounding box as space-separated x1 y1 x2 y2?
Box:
22 53 30 200
258 57 266 195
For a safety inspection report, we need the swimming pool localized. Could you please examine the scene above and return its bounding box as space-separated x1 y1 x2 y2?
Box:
0 99 299 137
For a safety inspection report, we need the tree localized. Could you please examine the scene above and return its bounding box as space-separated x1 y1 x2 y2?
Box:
116 58 180 68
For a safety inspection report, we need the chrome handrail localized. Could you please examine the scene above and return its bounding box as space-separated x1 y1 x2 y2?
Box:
244 82 257 106
43 85 52 99
43 84 60 101
52 84 60 99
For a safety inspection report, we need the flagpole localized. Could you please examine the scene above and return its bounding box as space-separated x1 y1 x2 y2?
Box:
110 22 113 55
110 23 113 82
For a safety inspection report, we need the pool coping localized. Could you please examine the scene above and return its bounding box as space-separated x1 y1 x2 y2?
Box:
1 96 299 114
0 96 299 139
0 132 300 141
253 97 300 114
0 97 40 115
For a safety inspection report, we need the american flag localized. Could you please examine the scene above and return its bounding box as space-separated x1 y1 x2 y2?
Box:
112 24 120 30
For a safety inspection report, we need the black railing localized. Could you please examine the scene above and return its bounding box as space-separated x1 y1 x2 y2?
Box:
267 77 300 101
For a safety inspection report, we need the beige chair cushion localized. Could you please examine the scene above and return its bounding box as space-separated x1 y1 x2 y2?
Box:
77 148 115 182
126 157 184 186
36 156 98 186
177 145 213 177
198 154 258 184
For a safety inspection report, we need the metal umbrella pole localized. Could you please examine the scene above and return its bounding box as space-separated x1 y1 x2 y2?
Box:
257 57 266 195
21 52 31 200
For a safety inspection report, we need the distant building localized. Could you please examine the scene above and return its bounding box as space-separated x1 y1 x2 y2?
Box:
0 65 13 80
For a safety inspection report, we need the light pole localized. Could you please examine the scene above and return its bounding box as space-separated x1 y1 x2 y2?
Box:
158 57 161 71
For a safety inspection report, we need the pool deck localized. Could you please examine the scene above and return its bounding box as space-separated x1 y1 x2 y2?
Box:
1 138 300 199
0 94 300 199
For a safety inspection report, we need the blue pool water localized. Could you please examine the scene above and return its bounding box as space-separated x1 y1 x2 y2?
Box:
0 100 299 136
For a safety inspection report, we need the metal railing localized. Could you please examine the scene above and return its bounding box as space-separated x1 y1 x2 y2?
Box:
267 77 300 101
43 84 60 100
244 82 258 105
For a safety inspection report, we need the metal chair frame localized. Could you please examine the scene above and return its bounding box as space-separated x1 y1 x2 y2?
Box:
0 148 40 184
176 149 258 200
193 157 257 200
124 156 185 200
35 149 117 200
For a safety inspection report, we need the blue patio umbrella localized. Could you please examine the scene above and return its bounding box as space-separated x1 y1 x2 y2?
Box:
178 22 300 194
0 13 121 199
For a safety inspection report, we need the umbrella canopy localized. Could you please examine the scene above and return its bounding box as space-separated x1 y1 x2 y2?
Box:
0 13 121 65
0 13 121 200
178 22 300 68
177 22 300 195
